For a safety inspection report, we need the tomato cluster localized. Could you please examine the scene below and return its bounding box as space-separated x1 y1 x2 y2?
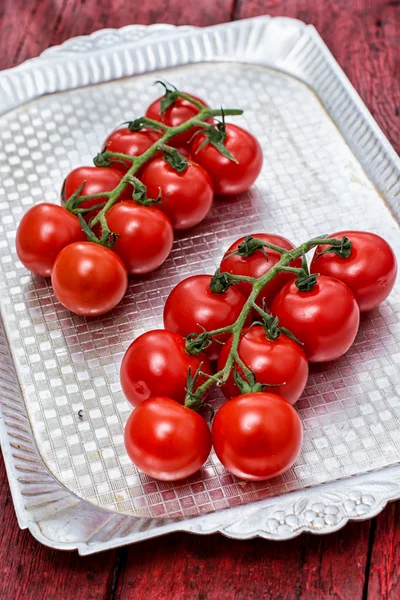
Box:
122 229 397 482
16 85 262 317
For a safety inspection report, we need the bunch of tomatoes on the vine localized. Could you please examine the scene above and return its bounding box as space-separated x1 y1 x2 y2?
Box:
121 230 397 482
15 82 262 316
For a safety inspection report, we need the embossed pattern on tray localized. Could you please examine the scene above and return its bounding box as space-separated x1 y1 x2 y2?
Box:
0 62 399 519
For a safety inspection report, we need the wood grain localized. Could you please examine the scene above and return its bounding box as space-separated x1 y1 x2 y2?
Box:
234 0 400 154
0 0 235 71
114 524 371 599
0 0 400 598
367 503 400 599
0 451 119 600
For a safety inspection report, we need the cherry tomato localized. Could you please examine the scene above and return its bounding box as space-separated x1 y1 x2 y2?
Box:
120 330 212 407
103 127 160 171
51 242 128 316
140 157 214 230
62 166 132 213
271 275 360 363
190 124 263 196
145 93 210 147
220 233 302 308
106 202 173 274
16 203 86 277
310 230 397 312
124 396 212 481
163 274 249 361
218 326 308 405
212 392 303 481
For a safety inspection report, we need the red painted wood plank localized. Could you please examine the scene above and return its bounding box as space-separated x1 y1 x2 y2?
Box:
234 0 400 154
0 1 399 599
0 0 235 71
367 503 400 599
115 523 371 599
0 452 119 600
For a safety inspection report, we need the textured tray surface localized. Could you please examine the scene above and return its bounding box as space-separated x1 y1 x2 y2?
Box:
1 60 399 519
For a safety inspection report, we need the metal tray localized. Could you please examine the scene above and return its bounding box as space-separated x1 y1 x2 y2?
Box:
0 16 399 554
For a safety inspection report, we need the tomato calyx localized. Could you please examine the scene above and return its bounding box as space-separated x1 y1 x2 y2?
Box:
160 145 189 173
185 330 213 355
235 235 269 259
123 175 163 206
210 269 235 293
192 110 238 163
233 366 270 395
184 364 215 419
155 80 181 113
314 235 353 260
252 301 303 345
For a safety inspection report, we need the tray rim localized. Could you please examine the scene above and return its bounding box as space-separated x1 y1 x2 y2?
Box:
0 15 400 554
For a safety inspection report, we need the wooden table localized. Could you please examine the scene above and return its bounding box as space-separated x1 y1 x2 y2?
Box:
0 1 399 598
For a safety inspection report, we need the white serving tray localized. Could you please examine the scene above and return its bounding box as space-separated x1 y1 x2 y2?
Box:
0 16 399 554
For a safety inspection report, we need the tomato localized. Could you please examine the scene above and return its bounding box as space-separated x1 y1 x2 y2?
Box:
51 242 128 316
124 396 212 481
212 392 303 481
145 93 210 147
102 127 160 171
163 274 249 361
120 330 212 407
190 124 263 196
106 202 173 274
220 233 302 308
271 275 360 362
62 166 132 213
310 230 397 312
140 157 213 230
218 326 308 405
16 203 86 277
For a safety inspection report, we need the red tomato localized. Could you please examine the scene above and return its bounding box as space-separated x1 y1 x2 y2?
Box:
145 93 210 147
271 275 360 362
218 326 309 405
51 242 128 316
124 396 212 481
220 233 302 308
310 230 397 312
106 202 173 274
16 203 86 277
140 157 213 230
212 393 303 481
191 124 263 195
63 166 132 213
103 127 160 171
163 274 249 361
120 330 212 407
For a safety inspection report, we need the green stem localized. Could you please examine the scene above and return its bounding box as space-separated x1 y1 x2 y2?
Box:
189 236 344 400
87 106 242 229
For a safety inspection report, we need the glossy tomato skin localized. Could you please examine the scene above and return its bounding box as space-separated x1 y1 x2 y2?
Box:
310 231 397 312
51 242 128 316
140 157 214 230
124 396 212 481
271 275 360 363
191 124 263 196
212 392 303 481
120 330 212 407
63 166 132 212
103 127 160 172
106 202 173 274
163 275 249 361
218 326 309 405
145 93 210 147
220 233 302 308
16 203 86 277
